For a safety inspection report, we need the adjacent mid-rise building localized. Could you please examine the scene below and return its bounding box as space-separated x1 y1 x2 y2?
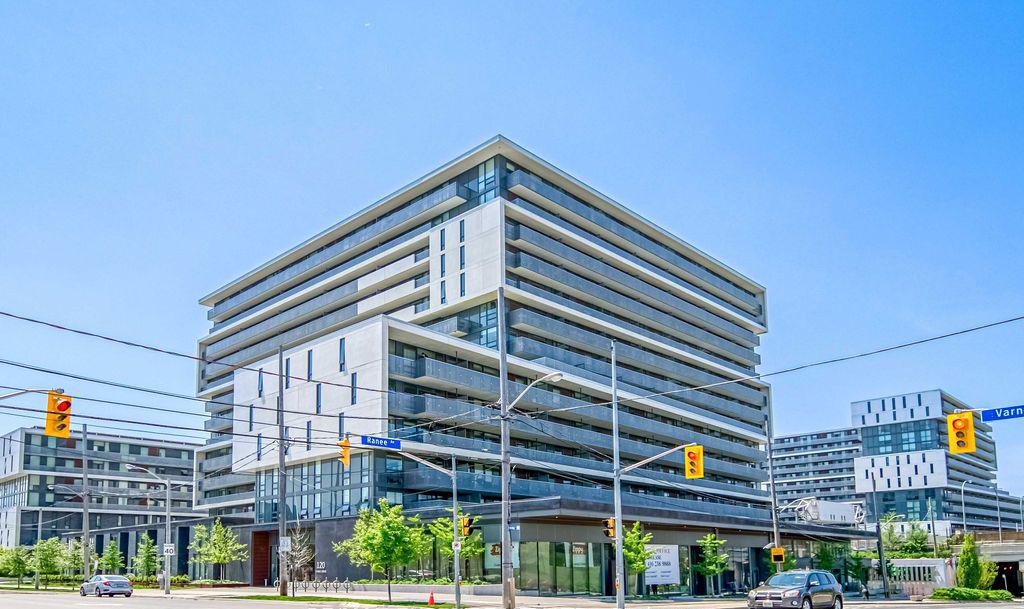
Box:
769 390 1023 537
771 427 861 520
194 136 866 594
0 426 202 572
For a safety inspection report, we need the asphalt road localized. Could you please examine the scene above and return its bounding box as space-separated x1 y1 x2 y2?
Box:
0 590 1009 609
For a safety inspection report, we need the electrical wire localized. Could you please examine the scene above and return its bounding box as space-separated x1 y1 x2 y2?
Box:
515 311 1024 419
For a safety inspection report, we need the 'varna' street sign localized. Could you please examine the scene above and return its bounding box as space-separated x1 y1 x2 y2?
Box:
981 405 1024 422
359 435 402 450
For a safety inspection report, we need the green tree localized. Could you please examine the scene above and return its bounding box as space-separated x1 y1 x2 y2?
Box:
132 533 160 578
207 518 248 580
98 544 125 575
815 543 838 572
900 522 930 556
979 558 998 590
694 533 729 596
622 521 654 595
32 537 64 588
426 508 484 580
333 498 427 601
188 524 211 580
60 539 86 577
2 546 31 588
1 544 31 589
956 534 981 588
880 514 905 554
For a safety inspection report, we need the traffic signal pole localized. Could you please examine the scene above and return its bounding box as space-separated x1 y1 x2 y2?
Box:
764 411 783 572
452 455 461 609
870 473 891 599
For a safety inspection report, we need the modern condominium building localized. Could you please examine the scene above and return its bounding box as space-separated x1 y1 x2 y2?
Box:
0 426 202 573
771 427 862 520
768 390 1023 537
852 390 1022 536
195 136 859 594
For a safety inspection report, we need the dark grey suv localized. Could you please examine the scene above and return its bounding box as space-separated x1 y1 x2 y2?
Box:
747 570 843 609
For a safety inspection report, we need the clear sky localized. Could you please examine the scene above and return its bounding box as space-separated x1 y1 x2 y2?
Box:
2 3 1023 490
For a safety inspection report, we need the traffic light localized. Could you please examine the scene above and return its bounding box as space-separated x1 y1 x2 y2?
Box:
44 391 72 439
337 433 351 467
684 445 704 479
602 517 616 539
459 515 476 537
947 412 976 454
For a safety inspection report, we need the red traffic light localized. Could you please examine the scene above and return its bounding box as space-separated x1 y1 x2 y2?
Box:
687 451 698 460
56 400 71 412
952 418 968 431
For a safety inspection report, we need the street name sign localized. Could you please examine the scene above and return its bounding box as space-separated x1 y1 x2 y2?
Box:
359 436 401 450
981 405 1024 422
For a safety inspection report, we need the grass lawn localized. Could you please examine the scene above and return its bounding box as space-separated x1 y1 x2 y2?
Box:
233 596 456 607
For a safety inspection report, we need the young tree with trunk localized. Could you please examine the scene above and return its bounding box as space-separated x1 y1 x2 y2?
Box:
283 526 315 594
133 533 160 578
2 546 31 588
32 537 64 588
188 524 210 580
694 533 729 596
426 508 484 580
333 498 427 602
622 521 654 595
956 534 981 588
207 518 248 580
98 544 125 575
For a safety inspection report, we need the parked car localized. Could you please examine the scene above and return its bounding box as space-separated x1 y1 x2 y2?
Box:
80 574 134 597
747 570 843 609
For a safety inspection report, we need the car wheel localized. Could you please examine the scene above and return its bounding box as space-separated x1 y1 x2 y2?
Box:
125 592 132 597
80 587 86 596
95 587 103 597
801 598 811 609
833 595 842 609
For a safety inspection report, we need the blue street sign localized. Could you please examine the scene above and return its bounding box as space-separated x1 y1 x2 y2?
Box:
359 435 402 450
981 405 1024 422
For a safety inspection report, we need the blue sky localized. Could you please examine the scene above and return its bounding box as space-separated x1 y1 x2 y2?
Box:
2 3 1023 490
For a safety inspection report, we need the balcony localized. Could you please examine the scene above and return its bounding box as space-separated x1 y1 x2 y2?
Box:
209 181 468 322
204 413 233 432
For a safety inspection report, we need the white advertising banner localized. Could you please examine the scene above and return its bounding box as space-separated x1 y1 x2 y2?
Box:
644 544 680 585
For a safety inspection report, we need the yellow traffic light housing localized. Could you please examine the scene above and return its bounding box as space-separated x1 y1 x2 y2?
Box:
459 516 475 537
771 547 785 564
45 391 72 439
684 445 705 479
947 412 976 454
602 517 616 539
337 433 351 467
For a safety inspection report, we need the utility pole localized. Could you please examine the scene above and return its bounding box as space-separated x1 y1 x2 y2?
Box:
610 341 625 609
870 474 890 599
164 478 172 595
34 509 42 590
81 424 91 580
961 480 969 535
496 287 514 609
276 346 288 597
996 492 1003 542
928 498 938 558
764 411 782 572
452 455 461 609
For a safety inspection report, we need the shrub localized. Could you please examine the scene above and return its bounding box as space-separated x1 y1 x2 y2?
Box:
931 587 1013 601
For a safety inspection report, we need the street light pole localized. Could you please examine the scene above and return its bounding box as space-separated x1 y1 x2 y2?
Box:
961 480 969 535
126 464 172 595
870 473 890 599
496 287 515 609
610 341 625 609
81 424 91 580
